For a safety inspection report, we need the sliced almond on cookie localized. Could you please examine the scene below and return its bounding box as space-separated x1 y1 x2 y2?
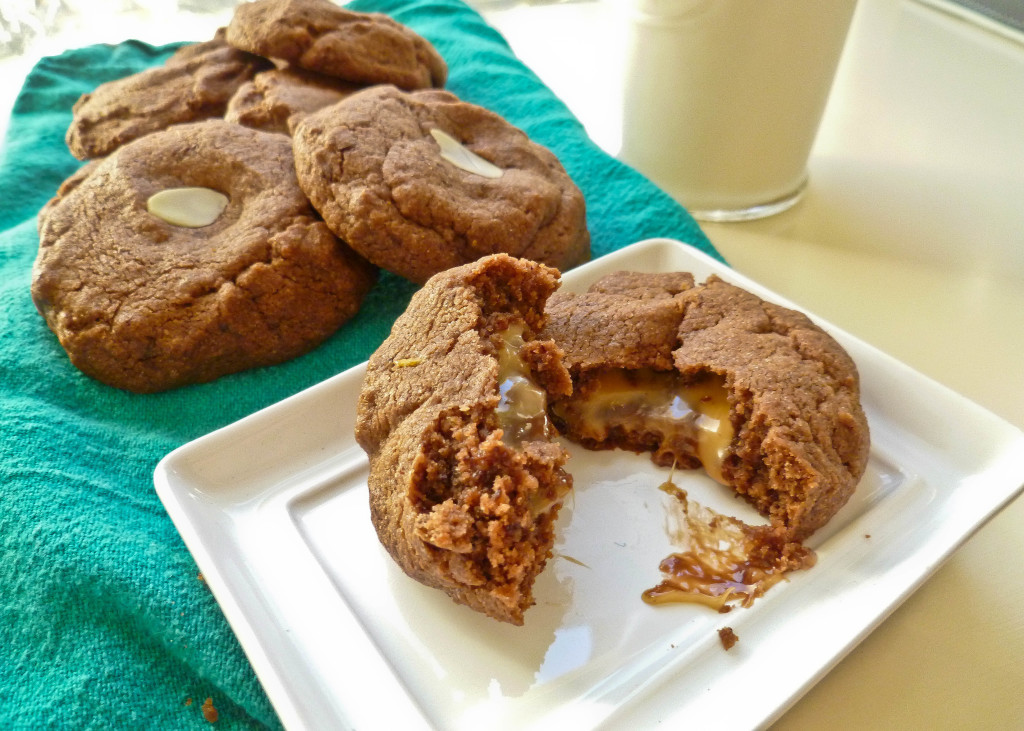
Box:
430 128 503 179
147 187 229 227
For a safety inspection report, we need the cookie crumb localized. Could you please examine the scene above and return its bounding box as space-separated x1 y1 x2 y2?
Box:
202 697 218 723
718 626 739 650
184 697 193 707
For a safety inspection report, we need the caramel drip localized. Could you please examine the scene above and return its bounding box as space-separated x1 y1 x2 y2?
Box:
642 550 787 611
642 481 805 611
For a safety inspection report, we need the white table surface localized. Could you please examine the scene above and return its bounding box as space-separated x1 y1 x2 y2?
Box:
3 0 1022 727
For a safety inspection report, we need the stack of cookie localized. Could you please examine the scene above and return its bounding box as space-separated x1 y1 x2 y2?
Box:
32 0 590 392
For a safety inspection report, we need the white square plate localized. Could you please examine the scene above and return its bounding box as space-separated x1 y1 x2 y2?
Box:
155 239 1024 730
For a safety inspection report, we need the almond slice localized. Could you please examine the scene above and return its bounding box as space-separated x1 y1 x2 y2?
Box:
147 187 229 228
430 128 503 179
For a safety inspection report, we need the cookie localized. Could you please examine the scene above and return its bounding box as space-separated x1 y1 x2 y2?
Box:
37 158 103 235
355 254 573 625
65 30 271 159
33 120 376 393
225 66 364 134
226 0 446 90
293 85 591 283
543 272 870 542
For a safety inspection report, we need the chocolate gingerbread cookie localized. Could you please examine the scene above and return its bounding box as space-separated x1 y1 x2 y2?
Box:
225 66 364 134
293 85 591 283
543 271 870 542
65 29 271 159
33 120 376 393
226 0 446 90
355 254 573 625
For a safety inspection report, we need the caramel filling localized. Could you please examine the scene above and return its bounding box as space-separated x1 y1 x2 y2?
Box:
565 369 733 484
493 326 568 515
494 325 552 446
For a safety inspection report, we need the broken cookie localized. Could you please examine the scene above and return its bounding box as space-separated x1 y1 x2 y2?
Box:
543 271 870 543
356 254 573 625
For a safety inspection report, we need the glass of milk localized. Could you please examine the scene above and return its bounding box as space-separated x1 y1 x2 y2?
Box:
619 0 857 221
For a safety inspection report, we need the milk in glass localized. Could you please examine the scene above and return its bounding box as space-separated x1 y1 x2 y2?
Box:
620 0 857 221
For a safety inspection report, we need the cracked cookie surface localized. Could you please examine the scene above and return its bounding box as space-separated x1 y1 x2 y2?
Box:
293 85 591 283
65 29 271 160
33 119 376 392
226 0 447 90
225 66 365 134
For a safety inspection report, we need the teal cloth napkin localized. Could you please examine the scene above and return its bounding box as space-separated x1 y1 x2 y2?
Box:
0 0 719 727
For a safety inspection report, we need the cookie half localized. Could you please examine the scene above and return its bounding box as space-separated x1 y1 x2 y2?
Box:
355 254 573 625
34 120 376 393
293 85 591 283
544 272 870 542
226 0 446 89
65 30 271 159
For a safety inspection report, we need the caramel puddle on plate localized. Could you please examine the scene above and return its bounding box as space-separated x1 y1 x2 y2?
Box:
642 477 815 612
